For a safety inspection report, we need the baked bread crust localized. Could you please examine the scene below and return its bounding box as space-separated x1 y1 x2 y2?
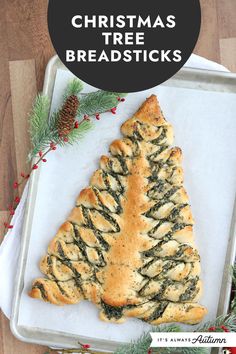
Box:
29 95 207 325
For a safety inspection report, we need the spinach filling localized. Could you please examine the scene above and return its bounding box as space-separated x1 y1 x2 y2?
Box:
148 146 167 161
56 282 67 296
163 186 179 200
33 282 48 301
57 242 66 259
133 129 143 141
150 128 167 146
98 209 120 233
116 155 129 175
101 301 124 320
96 231 110 251
172 223 187 232
144 200 171 218
109 191 122 214
147 180 166 198
92 187 122 215
145 301 169 322
153 261 175 279
168 204 187 222
180 277 199 302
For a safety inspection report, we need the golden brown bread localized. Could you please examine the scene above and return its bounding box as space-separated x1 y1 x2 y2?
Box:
29 95 207 325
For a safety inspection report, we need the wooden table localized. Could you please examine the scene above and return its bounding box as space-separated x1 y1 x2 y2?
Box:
0 0 235 353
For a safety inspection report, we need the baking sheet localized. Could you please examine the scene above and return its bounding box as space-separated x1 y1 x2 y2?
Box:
16 66 236 345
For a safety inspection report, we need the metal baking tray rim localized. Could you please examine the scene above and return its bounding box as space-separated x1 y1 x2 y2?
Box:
10 55 236 353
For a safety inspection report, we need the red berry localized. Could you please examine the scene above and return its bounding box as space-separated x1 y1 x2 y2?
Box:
42 158 47 163
82 344 91 349
25 174 30 179
39 151 43 157
84 114 90 121
95 113 100 120
14 196 20 204
50 142 57 150
121 98 125 102
221 325 229 332
117 97 121 101
208 326 216 332
64 137 69 142
33 164 38 170
74 121 79 128
10 210 15 216
225 348 236 354
50 142 56 149
148 349 152 354
13 182 18 189
111 107 117 114
20 172 25 178
4 222 13 229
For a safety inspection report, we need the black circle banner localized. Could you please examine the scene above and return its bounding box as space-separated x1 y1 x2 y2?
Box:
48 0 201 92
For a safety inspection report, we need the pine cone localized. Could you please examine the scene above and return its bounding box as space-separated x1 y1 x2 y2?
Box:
57 95 79 137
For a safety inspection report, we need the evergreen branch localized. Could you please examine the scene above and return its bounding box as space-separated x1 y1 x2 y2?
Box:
181 348 209 354
77 91 127 118
113 92 127 98
29 94 50 149
66 119 93 145
228 264 236 312
114 324 181 354
231 297 236 313
28 84 126 159
63 78 84 100
196 313 236 332
28 111 59 160
231 277 236 312
28 118 92 158
45 349 106 354
114 331 151 354
154 347 209 354
231 263 236 286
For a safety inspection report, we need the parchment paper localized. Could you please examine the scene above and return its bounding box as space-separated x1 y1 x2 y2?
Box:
18 68 236 342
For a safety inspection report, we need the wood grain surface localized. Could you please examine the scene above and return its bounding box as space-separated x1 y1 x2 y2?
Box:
0 0 235 353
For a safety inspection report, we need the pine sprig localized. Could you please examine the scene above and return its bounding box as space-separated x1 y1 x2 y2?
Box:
77 91 127 118
197 313 236 332
113 92 127 99
4 80 126 233
28 80 126 159
114 324 209 354
232 263 236 285
231 263 236 312
114 325 180 354
63 78 84 100
181 348 209 354
155 347 209 354
114 331 152 354
65 119 92 145
29 95 51 158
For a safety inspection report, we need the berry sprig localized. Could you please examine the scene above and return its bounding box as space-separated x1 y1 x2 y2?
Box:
44 341 106 354
3 115 84 234
208 325 229 332
87 97 126 121
2 81 127 237
3 143 58 233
